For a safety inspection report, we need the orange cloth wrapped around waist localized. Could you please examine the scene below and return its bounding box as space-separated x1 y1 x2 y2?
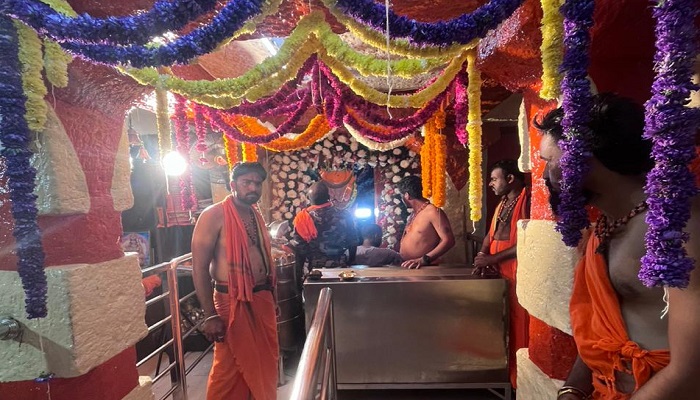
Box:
293 202 332 243
570 235 670 399
488 187 530 388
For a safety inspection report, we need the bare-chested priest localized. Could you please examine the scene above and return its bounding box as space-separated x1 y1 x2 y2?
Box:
397 175 456 269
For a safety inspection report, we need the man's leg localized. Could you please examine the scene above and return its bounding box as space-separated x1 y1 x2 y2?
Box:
207 341 251 399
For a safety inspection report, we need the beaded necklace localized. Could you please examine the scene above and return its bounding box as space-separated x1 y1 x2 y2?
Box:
497 193 521 224
594 201 648 253
403 201 430 237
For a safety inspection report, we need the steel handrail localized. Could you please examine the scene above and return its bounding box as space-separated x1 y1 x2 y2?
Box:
137 252 215 400
289 287 337 400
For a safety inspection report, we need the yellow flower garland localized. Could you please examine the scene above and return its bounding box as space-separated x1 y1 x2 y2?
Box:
123 12 451 108
320 0 477 58
43 39 72 88
40 0 78 16
15 21 48 133
432 109 447 208
466 51 483 222
223 134 239 170
155 86 172 155
242 142 258 162
539 0 564 100
343 122 409 151
322 48 469 108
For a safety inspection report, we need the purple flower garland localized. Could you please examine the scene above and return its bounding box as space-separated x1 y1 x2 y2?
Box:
454 71 469 145
335 0 524 46
2 0 217 45
556 0 595 247
60 0 265 68
0 15 47 319
640 0 700 288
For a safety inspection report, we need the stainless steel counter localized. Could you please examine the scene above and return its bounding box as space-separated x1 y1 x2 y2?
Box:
303 266 509 392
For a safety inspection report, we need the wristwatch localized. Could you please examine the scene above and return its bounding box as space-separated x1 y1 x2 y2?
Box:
421 254 432 265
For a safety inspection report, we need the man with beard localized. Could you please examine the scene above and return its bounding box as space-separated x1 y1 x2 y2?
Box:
192 162 278 400
536 93 700 399
355 223 403 266
473 159 530 389
397 175 455 269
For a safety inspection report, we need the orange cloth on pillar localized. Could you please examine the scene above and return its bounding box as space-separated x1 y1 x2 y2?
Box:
293 202 332 243
207 196 278 400
570 235 670 399
488 187 530 388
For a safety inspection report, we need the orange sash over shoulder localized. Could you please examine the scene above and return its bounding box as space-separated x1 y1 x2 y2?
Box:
293 202 332 243
570 235 670 399
207 196 278 400
488 187 529 388
223 195 275 302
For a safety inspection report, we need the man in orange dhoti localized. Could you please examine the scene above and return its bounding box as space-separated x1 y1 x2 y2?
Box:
192 162 279 400
474 159 530 389
536 94 700 399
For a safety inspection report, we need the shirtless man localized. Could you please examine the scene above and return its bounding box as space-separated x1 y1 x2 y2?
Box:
536 93 700 399
397 175 455 269
191 162 278 400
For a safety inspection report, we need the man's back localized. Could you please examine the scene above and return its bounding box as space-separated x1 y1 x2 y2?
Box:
295 205 357 268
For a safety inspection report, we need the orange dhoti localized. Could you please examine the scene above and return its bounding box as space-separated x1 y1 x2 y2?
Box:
490 239 529 389
488 187 530 388
208 289 279 400
570 235 669 399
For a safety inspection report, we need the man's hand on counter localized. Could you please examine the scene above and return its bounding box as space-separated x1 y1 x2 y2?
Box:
401 257 423 269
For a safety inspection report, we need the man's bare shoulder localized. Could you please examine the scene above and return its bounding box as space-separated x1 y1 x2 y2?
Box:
196 202 225 227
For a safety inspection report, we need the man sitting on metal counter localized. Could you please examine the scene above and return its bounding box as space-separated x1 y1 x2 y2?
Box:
353 223 403 266
397 175 456 269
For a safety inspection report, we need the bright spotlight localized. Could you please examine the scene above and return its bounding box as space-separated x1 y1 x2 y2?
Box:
354 207 372 219
162 151 187 176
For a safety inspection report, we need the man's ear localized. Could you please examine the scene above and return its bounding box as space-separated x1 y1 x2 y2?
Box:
507 174 515 184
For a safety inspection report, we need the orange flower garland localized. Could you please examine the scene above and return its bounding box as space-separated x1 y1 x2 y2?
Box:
421 117 435 199
432 109 447 207
242 142 258 162
223 134 239 170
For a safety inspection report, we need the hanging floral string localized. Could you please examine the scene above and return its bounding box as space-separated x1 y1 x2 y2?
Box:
173 94 196 210
14 21 47 133
331 0 524 46
242 142 258 162
539 0 565 100
432 108 447 207
59 0 271 68
453 70 468 145
43 38 71 88
640 0 700 288
0 15 47 319
466 51 484 222
421 117 435 199
344 122 409 151
556 0 595 247
223 134 239 169
155 86 172 157
3 0 218 45
322 0 476 58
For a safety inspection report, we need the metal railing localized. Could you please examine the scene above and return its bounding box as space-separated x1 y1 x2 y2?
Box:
289 287 337 400
137 253 214 400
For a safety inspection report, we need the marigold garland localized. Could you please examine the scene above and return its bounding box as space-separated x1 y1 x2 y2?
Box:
242 142 258 162
466 50 483 222
223 134 239 169
262 115 334 152
432 109 447 207
15 21 47 133
155 86 172 156
539 0 565 100
43 38 71 88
